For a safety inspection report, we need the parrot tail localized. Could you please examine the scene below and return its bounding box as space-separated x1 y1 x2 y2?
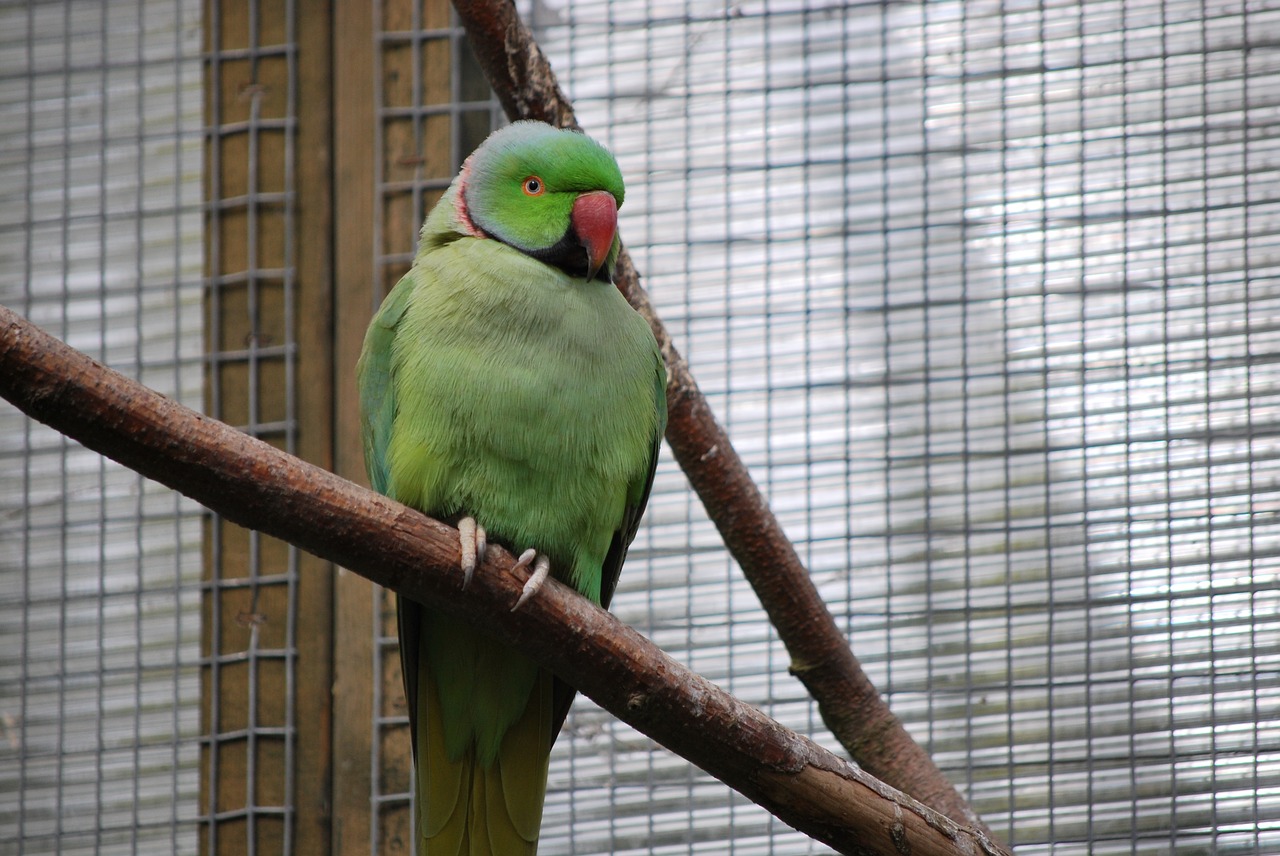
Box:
414 659 553 855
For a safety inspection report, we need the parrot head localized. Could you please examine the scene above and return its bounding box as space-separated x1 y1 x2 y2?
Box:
455 121 625 283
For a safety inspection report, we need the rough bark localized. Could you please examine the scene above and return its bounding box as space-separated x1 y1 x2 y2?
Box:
452 0 996 837
0 303 1008 856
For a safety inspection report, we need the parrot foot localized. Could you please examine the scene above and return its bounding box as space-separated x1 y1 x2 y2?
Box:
511 549 551 611
458 517 487 588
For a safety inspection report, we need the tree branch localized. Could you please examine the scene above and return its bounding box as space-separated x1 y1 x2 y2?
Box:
0 303 1006 856
451 0 997 837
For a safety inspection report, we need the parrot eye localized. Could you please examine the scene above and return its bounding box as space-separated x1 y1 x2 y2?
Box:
522 176 544 196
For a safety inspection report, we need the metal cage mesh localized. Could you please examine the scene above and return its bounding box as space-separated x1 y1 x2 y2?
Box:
364 6 505 852
200 0 327 853
0 1 205 853
533 1 1280 852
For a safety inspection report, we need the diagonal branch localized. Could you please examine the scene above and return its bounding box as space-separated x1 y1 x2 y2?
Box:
0 303 1008 856
450 0 997 837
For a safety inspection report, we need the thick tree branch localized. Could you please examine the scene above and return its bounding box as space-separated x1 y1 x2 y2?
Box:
451 0 996 837
0 304 1007 856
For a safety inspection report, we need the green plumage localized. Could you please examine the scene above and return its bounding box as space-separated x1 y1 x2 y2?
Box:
358 121 666 855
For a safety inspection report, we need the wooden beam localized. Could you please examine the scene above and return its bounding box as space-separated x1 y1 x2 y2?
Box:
293 0 336 852
332 0 378 852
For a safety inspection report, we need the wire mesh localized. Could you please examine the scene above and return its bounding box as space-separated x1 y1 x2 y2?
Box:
366 5 505 852
0 1 205 854
201 0 302 853
530 0 1280 853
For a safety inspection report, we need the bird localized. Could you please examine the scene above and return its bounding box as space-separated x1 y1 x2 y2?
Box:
357 120 667 855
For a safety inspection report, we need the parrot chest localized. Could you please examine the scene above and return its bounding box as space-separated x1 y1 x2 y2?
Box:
386 249 659 587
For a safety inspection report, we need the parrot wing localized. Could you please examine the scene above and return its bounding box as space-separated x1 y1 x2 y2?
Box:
549 344 667 742
356 269 427 765
358 271 415 498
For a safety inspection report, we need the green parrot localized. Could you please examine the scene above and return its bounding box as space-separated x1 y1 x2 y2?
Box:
357 120 667 855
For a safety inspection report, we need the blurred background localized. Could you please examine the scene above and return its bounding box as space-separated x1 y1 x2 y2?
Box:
2 0 1277 853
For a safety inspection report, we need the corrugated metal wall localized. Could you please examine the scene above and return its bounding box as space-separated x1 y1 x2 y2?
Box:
0 2 204 853
535 1 1280 852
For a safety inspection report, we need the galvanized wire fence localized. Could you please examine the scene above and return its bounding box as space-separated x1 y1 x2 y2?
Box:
2 1 1278 854
0 1 205 854
537 1 1280 852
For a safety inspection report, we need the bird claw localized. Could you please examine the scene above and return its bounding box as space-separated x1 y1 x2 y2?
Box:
511 550 551 611
458 517 487 589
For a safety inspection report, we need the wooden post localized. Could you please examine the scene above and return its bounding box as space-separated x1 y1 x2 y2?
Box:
331 0 378 851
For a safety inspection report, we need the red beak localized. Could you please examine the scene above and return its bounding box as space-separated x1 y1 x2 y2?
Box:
571 190 619 281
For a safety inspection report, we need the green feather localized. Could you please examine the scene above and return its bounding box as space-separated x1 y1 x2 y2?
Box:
357 121 666 855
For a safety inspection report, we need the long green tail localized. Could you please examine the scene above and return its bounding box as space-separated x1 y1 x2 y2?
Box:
402 600 552 855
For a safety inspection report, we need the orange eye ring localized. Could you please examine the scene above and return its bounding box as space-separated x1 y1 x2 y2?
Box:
522 176 544 196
